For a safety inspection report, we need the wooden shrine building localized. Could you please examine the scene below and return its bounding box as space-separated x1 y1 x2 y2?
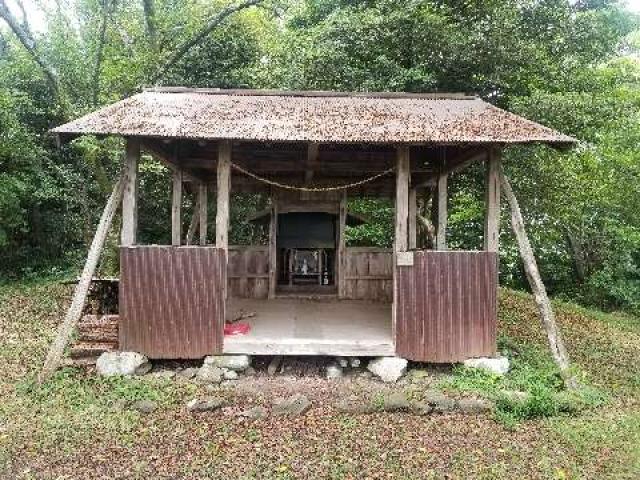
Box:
52 88 574 363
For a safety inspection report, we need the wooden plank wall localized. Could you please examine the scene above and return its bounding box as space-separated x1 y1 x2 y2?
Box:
396 251 497 362
228 245 270 299
119 246 226 359
343 247 393 302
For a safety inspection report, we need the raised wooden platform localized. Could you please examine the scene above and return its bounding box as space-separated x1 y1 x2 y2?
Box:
224 298 394 356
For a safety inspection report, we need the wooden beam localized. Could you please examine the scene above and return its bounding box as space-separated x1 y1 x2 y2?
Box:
413 150 487 189
120 138 139 246
436 173 448 250
171 169 183 246
305 143 319 182
268 198 278 299
395 147 410 253
338 190 347 298
409 188 417 250
216 140 231 250
185 196 200 246
501 171 577 390
39 172 126 383
198 182 208 245
484 147 501 252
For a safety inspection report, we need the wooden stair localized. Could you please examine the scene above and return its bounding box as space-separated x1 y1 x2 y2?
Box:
69 314 119 366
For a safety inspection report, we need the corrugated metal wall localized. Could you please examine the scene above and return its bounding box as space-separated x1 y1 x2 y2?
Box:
119 246 226 359
395 251 497 363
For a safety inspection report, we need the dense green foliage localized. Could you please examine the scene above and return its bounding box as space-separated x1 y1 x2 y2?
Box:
0 0 638 313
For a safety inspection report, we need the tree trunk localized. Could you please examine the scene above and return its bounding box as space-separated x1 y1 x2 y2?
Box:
38 173 125 383
0 0 60 97
500 171 578 390
150 0 263 83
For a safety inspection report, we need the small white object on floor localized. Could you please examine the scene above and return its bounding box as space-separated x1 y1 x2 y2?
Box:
325 363 343 379
463 356 510 376
367 357 408 383
96 351 150 377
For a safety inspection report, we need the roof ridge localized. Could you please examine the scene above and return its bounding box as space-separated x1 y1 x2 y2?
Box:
142 86 478 100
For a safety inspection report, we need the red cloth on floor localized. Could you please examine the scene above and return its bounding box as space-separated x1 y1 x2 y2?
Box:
224 322 251 336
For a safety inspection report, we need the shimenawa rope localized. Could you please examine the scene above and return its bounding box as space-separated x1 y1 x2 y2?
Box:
230 162 394 192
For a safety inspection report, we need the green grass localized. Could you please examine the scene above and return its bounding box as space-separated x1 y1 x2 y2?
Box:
0 279 638 479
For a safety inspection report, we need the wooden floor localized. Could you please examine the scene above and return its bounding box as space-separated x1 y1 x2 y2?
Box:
224 298 394 356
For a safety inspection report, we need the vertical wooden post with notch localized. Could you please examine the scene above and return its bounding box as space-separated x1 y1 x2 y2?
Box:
198 182 208 246
337 190 347 298
395 147 410 254
484 147 501 252
216 141 231 251
171 169 183 246
408 188 417 250
394 146 410 344
435 171 448 250
268 192 278 299
121 137 140 246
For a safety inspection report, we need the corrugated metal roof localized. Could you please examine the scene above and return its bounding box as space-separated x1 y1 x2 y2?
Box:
51 88 575 145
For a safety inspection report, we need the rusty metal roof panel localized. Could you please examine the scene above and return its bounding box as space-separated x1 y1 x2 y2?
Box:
52 89 576 144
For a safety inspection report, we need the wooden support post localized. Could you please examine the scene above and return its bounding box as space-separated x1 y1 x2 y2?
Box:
268 198 278 299
409 188 417 250
305 143 319 183
120 138 139 246
501 171 578 390
185 196 200 246
436 172 448 250
198 182 208 246
395 147 410 254
216 140 231 250
484 148 501 252
39 172 126 383
171 169 183 246
338 190 347 298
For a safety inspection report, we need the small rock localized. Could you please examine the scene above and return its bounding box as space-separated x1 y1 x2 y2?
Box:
422 389 456 413
196 365 224 384
223 369 239 380
131 399 157 414
380 392 410 412
267 356 283 376
335 396 376 414
272 394 311 416
457 398 494 414
178 367 198 380
96 351 150 377
367 357 408 383
359 371 373 379
204 355 251 371
238 406 267 420
337 357 349 368
326 363 343 379
244 366 257 376
186 396 227 412
410 401 434 416
150 370 176 380
349 358 361 368
463 356 510 376
501 390 530 404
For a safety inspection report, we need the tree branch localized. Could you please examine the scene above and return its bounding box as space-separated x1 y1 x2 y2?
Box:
0 0 59 97
150 0 263 84
142 0 157 48
92 0 116 106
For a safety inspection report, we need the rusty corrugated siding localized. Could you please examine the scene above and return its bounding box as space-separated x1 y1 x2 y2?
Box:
119 246 226 359
395 251 497 363
52 89 575 145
